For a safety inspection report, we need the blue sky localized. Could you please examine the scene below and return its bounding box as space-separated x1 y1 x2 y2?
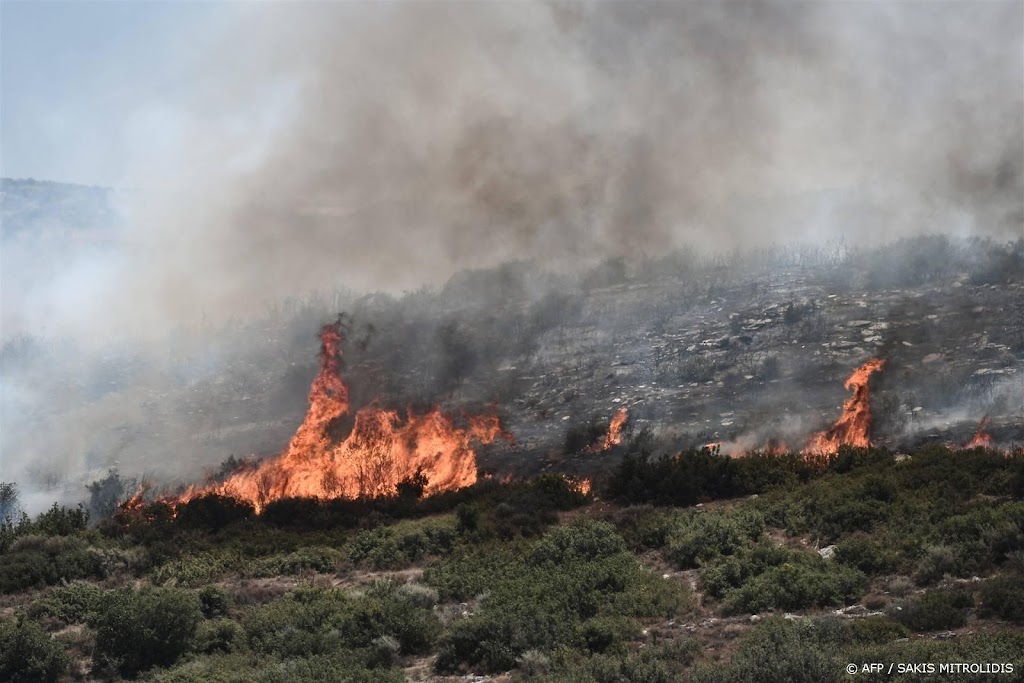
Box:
1 1 219 185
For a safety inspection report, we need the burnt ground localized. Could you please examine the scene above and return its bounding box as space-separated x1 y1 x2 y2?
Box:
2 237 1022 497
463 268 1023 481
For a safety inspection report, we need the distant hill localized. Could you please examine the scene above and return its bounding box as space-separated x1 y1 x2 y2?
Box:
0 177 122 240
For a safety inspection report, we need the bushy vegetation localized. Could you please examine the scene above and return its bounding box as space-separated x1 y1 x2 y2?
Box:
0 617 70 683
889 588 973 632
2 447 1022 680
429 519 693 674
978 574 1024 624
88 587 202 677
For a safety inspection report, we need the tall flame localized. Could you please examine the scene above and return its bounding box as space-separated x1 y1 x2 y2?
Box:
804 358 886 457
964 416 994 449
587 408 628 453
166 320 511 510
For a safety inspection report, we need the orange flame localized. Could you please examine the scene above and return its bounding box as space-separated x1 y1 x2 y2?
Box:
964 416 994 449
566 476 592 496
149 320 511 511
762 438 790 456
804 358 886 457
587 408 628 453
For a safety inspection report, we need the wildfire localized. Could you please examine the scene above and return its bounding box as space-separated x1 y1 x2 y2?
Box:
587 408 628 453
566 476 593 496
146 320 511 511
804 358 886 457
762 438 790 456
964 416 994 449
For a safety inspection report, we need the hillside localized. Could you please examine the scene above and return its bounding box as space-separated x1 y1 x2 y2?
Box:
3 230 1021 501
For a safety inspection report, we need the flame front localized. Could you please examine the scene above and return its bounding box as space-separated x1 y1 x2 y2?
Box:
168 321 510 510
804 358 886 456
964 416 994 449
587 408 628 453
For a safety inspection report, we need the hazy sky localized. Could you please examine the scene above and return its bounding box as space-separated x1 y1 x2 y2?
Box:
1 1 220 185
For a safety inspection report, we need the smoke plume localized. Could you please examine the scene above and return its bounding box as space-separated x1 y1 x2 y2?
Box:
22 0 1019 339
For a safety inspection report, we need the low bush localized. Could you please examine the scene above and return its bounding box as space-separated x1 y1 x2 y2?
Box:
913 545 961 586
151 551 239 587
0 617 71 683
194 618 246 655
245 546 342 578
664 507 764 568
347 517 457 569
0 534 105 593
847 616 910 644
88 586 202 677
199 585 232 618
175 494 255 532
28 581 105 625
432 520 691 674
834 534 903 575
242 584 439 659
722 560 867 614
689 618 839 683
979 574 1024 624
890 589 973 632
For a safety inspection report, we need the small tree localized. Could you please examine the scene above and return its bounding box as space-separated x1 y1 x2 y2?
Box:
0 482 19 521
87 469 136 520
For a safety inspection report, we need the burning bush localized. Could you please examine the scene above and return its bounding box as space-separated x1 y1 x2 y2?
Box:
142 319 511 513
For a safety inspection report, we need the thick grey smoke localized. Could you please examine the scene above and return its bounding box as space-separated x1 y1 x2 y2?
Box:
40 0 1021 338
2 1 1022 512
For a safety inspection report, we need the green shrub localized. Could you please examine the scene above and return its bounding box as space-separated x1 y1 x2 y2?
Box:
847 616 910 644
397 583 438 609
432 521 686 674
258 653 404 683
246 546 342 578
979 574 1024 624
834 534 903 575
891 589 972 632
194 618 246 655
578 615 639 653
242 584 439 659
722 558 867 614
914 545 961 586
0 617 70 683
151 552 239 587
0 534 105 593
544 650 676 683
88 586 202 677
199 585 232 618
664 508 764 568
141 653 258 683
530 519 627 565
699 542 793 600
690 618 839 683
28 581 105 625
143 651 402 683
347 518 456 569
